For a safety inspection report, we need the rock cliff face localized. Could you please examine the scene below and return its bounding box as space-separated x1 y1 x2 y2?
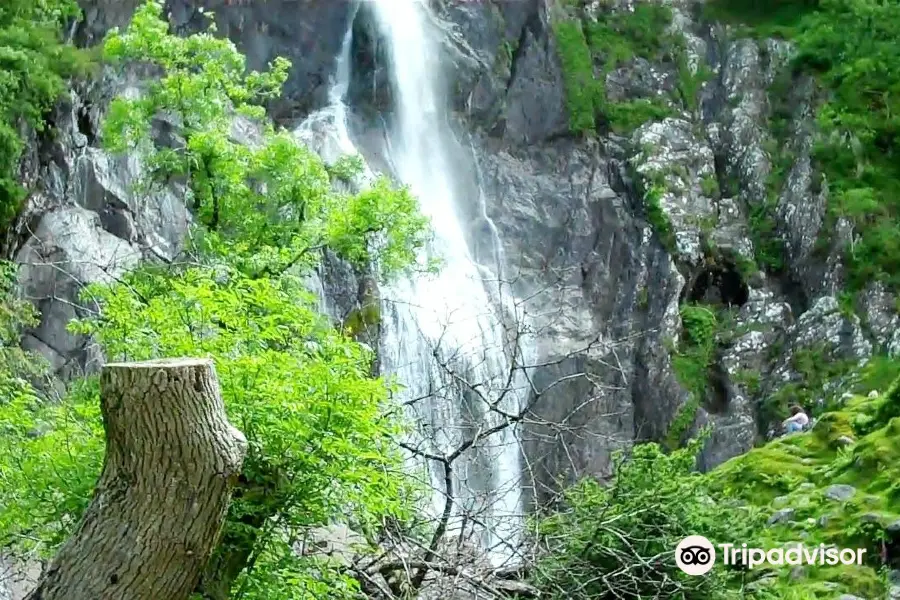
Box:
9 0 898 511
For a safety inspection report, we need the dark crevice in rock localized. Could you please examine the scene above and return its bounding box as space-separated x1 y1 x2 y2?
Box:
683 257 749 308
77 104 96 145
884 525 900 569
705 360 730 415
347 3 394 124
712 149 734 197
504 15 534 97
777 275 810 319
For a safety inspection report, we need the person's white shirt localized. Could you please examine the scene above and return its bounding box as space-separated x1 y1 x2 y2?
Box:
783 411 809 427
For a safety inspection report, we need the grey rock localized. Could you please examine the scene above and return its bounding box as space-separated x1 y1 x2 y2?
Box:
886 519 900 535
835 435 856 448
772 495 790 508
436 0 568 144
768 508 795 525
631 118 719 265
859 513 882 524
76 0 356 117
859 283 900 355
11 69 370 384
0 554 41 600
501 18 568 144
824 484 856 502
837 595 866 600
16 206 142 378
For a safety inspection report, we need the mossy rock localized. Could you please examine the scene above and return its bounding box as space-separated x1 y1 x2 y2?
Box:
343 303 381 338
705 373 900 598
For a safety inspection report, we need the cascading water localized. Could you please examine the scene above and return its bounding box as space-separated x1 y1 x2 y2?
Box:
298 0 531 565
371 0 530 563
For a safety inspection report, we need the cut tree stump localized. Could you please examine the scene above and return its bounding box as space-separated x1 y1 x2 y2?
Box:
25 358 247 600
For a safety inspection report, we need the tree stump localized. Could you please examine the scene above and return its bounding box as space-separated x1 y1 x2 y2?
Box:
26 358 247 600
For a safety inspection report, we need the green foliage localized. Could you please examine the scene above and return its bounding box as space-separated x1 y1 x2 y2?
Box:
326 153 365 183
553 19 597 134
748 199 785 273
536 359 900 600
495 38 519 76
709 0 900 293
0 261 46 402
665 395 701 451
667 304 719 448
0 2 431 597
605 98 674 134
854 356 900 395
554 3 686 135
676 60 713 115
762 343 856 427
69 267 419 591
584 3 675 65
703 0 818 37
0 260 101 552
680 305 719 351
0 378 104 552
733 368 763 396
703 369 900 598
585 3 680 132
531 436 758 599
101 1 430 281
0 0 92 230
672 303 718 390
641 177 677 254
700 173 720 199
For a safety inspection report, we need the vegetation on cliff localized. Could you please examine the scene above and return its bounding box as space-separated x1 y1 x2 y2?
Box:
706 0 900 294
553 2 685 136
533 364 900 599
0 0 898 597
0 2 430 598
0 0 91 230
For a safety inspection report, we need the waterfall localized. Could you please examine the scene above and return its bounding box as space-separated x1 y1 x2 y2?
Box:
298 0 530 566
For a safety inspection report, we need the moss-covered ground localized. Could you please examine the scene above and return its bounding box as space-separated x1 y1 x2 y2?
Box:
706 369 900 598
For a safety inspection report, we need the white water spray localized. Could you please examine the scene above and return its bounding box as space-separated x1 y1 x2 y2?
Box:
370 0 530 564
298 0 531 565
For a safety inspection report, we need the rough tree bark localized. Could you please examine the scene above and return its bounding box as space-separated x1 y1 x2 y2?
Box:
25 358 248 600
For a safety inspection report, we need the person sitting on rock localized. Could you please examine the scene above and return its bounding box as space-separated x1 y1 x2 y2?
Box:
782 404 809 434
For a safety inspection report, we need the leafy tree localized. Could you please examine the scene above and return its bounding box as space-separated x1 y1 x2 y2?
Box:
67 267 419 599
0 0 91 230
0 1 432 598
530 436 761 599
100 1 429 280
0 261 46 401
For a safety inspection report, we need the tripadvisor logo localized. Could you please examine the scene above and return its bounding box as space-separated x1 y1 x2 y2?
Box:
675 535 716 575
675 535 867 576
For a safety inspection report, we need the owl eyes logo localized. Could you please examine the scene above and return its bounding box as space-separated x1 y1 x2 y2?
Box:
675 536 716 575
680 545 712 565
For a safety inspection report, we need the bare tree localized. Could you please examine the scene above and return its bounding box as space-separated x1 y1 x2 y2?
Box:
340 264 642 600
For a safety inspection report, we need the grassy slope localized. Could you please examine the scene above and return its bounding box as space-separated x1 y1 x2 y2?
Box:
707 370 900 598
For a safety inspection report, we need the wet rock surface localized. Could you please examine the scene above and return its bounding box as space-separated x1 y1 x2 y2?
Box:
10 0 898 511
437 0 892 489
75 0 357 118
